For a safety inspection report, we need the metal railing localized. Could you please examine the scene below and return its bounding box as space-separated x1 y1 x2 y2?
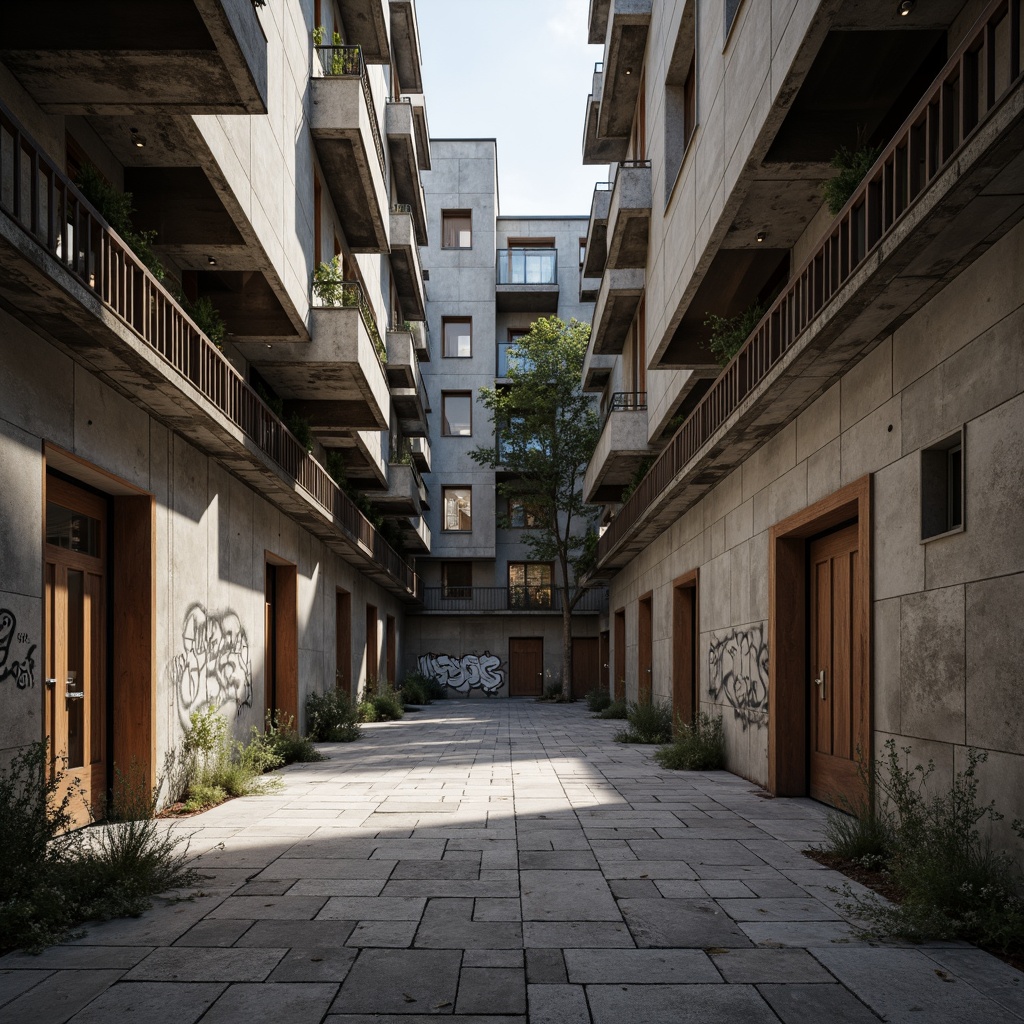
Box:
0 100 417 597
598 0 1023 564
312 44 386 178
496 248 558 286
617 159 652 170
600 391 647 428
310 275 387 365
391 203 413 215
418 586 609 613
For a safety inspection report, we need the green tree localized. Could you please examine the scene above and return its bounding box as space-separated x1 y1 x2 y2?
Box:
471 317 601 699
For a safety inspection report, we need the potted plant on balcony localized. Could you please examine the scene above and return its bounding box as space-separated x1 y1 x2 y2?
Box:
703 301 765 367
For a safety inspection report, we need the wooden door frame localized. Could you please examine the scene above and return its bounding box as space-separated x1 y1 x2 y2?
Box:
637 592 653 703
265 553 298 725
768 475 872 797
386 614 397 686
672 569 699 730
613 607 626 701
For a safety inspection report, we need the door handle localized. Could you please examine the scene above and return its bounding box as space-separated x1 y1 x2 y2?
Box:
66 692 85 700
814 669 826 700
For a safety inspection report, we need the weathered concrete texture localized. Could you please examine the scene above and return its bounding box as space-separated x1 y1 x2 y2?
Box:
1 702 1018 1024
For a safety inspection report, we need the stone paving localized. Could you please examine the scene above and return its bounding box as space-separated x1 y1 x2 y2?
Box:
2 700 1023 1023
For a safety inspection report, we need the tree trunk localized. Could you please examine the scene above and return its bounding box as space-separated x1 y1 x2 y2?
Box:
561 596 573 700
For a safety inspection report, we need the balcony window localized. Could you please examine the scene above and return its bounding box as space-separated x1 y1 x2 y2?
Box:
443 317 472 358
508 562 553 610
442 392 472 436
442 562 472 600
442 210 472 249
496 248 558 285
497 329 535 377
443 487 472 532
508 499 547 529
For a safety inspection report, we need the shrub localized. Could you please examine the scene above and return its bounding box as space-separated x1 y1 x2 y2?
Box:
424 676 448 701
597 698 627 720
703 303 766 366
400 671 433 706
0 743 196 954
369 684 405 721
831 741 1024 951
263 713 326 764
585 687 612 713
822 144 882 215
305 690 362 742
615 700 673 744
654 712 725 770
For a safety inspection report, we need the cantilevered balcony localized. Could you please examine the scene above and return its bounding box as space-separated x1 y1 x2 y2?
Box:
583 63 627 164
398 515 431 553
606 160 651 269
597 0 652 142
596 0 1024 573
322 430 387 488
256 280 389 431
408 319 430 361
386 100 428 243
408 435 431 473
0 0 268 115
386 329 429 435
389 0 422 92
583 181 612 278
592 267 644 354
589 0 611 44
496 248 559 312
370 461 426 516
311 45 389 253
582 346 615 392
338 0 390 63
584 393 654 503
416 587 609 614
407 93 432 169
0 102 418 599
389 206 426 319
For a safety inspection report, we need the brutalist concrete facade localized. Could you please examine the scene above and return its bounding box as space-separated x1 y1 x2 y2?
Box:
0 0 429 799
581 0 1024 845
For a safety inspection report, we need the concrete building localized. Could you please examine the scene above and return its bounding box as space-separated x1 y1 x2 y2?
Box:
580 0 1024 834
0 0 432 810
405 139 604 698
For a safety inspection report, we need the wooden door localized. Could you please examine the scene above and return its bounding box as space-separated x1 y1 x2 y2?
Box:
599 631 610 696
672 575 697 731
613 609 626 700
386 615 396 686
808 524 866 808
336 590 351 694
45 477 108 825
265 564 278 717
509 637 543 696
571 637 599 699
265 560 298 725
365 604 378 691
638 594 653 704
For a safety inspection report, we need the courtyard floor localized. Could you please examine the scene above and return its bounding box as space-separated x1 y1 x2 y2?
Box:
1 700 1022 1023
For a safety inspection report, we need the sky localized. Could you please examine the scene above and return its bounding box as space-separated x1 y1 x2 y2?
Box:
417 0 603 216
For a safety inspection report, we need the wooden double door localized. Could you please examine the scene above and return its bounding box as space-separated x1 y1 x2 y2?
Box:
44 477 109 824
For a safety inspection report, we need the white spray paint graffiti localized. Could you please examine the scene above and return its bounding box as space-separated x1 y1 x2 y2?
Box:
418 652 504 695
169 603 253 729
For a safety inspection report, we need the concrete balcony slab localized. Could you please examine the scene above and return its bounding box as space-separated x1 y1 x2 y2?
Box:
389 207 426 318
583 183 612 278
584 403 655 504
386 101 428 244
606 161 651 270
598 0 653 142
389 0 422 92
338 0 390 63
592 268 645 355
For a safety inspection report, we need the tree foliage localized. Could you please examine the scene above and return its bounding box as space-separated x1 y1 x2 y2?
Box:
471 317 601 697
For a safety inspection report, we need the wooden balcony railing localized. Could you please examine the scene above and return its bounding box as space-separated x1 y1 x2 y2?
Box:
417 586 609 614
598 0 1023 564
0 100 418 597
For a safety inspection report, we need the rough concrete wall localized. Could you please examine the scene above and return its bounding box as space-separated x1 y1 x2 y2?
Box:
0 311 407 774
605 218 1024 821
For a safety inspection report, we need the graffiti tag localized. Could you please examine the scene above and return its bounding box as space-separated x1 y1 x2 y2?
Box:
418 651 504 695
708 624 768 730
0 608 36 689
169 604 252 729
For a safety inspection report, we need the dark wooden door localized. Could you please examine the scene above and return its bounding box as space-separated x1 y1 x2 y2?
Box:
613 609 626 701
599 630 610 696
509 637 543 696
638 594 653 704
808 524 866 808
672 577 697 730
336 590 351 694
571 637 599 699
386 615 396 686
365 604 378 691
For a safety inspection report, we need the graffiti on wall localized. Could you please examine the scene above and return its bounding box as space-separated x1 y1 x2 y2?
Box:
418 652 504 695
0 608 36 689
708 624 768 730
169 604 253 729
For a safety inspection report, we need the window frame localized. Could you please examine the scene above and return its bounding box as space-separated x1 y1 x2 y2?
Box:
441 391 473 437
441 561 472 600
441 209 473 249
442 317 473 359
920 427 966 542
442 486 473 533
507 561 554 610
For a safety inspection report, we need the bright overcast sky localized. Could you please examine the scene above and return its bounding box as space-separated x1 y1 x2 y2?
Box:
417 0 603 216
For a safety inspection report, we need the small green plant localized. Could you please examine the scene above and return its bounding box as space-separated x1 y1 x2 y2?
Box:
614 700 673 744
585 687 612 713
312 254 347 306
186 295 226 349
621 453 655 503
703 302 766 366
306 689 362 742
597 698 628 720
823 144 882 215
654 712 725 770
400 671 434 706
367 683 405 721
263 712 326 764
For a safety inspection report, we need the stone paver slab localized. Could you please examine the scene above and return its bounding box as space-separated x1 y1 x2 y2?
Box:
206 895 328 920
126 947 285 982
618 899 752 948
235 919 357 947
710 948 833 983
587 983 780 1023
565 948 721 984
64 981 226 1024
521 870 621 921
201 982 338 1023
268 948 358 982
523 922 635 948
757 983 883 1023
527 984 590 1024
333 949 461 1014
456 967 526 1014
318 897 426 920
0 970 51 1009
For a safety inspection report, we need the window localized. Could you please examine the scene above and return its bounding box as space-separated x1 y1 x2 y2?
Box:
442 210 472 249
443 317 472 358
921 429 965 540
579 237 587 266
725 0 743 39
508 499 547 529
665 3 697 199
443 487 472 531
498 328 532 377
442 562 472 600
508 562 553 610
442 392 472 436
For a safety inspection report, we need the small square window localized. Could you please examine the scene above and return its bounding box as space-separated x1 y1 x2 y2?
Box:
442 562 472 600
442 210 472 249
442 392 472 436
921 429 965 540
443 318 472 358
443 487 472 532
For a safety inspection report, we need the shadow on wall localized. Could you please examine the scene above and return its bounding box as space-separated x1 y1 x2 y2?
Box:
708 624 768 731
418 652 505 696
